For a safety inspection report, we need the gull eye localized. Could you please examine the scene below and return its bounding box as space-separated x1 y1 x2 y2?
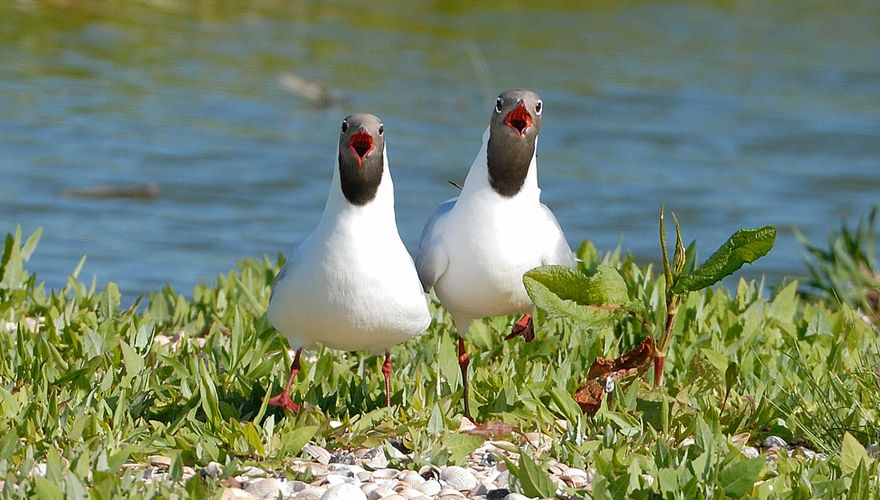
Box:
535 100 543 115
341 120 348 133
495 97 503 113
378 125 384 136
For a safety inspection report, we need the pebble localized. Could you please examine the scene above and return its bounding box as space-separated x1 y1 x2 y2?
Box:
321 483 367 500
763 435 787 449
486 489 510 500
440 466 477 492
504 494 532 500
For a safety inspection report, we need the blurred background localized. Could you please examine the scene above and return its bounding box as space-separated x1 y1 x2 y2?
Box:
1 0 878 299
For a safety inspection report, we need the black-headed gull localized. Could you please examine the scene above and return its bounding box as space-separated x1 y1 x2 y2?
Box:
416 90 575 419
268 113 431 411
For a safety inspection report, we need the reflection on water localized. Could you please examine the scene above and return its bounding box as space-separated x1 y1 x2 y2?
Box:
1 0 878 297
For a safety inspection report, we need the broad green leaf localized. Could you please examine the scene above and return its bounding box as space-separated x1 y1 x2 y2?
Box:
0 428 17 460
443 434 483 465
672 226 776 293
719 457 763 497
34 477 64 500
524 265 628 324
243 422 267 456
198 360 220 427
517 451 557 498
841 431 870 475
427 403 444 435
548 386 582 424
656 467 679 495
280 425 318 456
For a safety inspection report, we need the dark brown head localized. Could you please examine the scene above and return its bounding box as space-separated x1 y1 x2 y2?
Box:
337 113 385 206
486 89 543 197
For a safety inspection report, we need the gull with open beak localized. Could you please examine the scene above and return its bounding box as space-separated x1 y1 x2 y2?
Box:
267 113 431 412
415 90 575 420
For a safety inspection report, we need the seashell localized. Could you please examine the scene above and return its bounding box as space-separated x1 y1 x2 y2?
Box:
366 486 395 500
304 444 332 465
182 466 196 480
370 468 400 482
742 446 760 459
219 488 258 500
417 479 441 496
437 487 465 497
153 335 172 346
239 465 268 478
29 463 47 478
400 470 425 487
440 466 477 492
763 435 787 449
289 481 308 493
320 483 367 500
679 437 696 447
731 432 751 447
148 455 172 468
458 417 478 432
246 478 286 499
472 481 493 496
202 461 222 478
379 496 406 500
393 486 424 499
560 467 590 488
493 470 509 487
329 420 343 429
794 446 817 460
418 465 440 480
504 494 532 500
324 473 358 487
296 487 328 500
360 483 378 496
357 471 373 482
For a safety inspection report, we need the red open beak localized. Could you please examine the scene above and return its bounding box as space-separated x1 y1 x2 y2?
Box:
348 130 374 166
504 101 532 136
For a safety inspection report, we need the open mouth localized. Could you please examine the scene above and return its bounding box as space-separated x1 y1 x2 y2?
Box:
504 102 532 136
348 131 374 165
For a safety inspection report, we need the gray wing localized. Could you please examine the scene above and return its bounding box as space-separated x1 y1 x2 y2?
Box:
541 203 576 268
269 239 307 304
415 198 456 292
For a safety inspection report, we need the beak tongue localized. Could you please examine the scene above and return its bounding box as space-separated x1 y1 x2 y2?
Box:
505 101 532 136
348 130 374 166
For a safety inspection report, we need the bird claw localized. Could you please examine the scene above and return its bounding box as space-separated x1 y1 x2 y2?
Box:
266 391 301 413
505 314 535 342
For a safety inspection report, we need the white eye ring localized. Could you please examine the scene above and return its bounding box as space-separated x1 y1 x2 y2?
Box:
495 97 503 113
535 100 543 115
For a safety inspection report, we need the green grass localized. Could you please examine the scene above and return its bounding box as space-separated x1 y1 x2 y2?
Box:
1 225 879 498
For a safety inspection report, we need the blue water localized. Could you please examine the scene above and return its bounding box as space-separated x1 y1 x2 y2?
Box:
1 1 878 298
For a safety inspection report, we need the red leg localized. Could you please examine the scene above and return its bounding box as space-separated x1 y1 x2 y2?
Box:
505 313 535 342
382 350 393 408
458 336 472 420
267 348 302 412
